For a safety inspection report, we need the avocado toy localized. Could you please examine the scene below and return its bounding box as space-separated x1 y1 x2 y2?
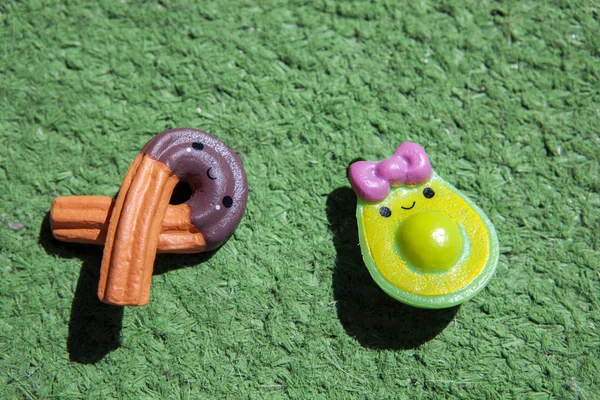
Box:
348 143 499 309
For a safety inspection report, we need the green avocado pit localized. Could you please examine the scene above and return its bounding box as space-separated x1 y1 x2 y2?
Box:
396 211 463 273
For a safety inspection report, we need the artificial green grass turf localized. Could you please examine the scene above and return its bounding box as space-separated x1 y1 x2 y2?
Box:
0 0 599 397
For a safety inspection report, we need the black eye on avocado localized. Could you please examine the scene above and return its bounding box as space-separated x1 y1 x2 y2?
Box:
423 187 435 199
379 206 392 218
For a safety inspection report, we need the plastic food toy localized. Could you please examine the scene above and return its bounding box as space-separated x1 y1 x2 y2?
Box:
348 143 498 309
51 128 248 306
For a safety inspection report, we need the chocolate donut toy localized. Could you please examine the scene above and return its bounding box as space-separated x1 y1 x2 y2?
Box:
50 128 248 306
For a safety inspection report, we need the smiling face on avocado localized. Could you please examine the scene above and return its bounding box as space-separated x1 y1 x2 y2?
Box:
349 143 499 309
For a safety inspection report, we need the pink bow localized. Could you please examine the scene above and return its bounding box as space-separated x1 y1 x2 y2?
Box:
349 142 432 202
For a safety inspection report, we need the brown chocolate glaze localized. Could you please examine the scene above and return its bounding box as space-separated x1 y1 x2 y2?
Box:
142 128 248 251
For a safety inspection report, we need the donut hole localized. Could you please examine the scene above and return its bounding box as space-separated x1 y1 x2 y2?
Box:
170 181 193 205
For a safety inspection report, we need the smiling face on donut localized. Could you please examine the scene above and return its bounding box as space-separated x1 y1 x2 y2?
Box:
143 128 248 250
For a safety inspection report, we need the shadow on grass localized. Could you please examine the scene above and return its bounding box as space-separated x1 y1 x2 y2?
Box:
39 213 213 364
326 187 459 350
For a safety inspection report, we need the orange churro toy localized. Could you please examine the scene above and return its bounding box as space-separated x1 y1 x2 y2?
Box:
50 128 248 306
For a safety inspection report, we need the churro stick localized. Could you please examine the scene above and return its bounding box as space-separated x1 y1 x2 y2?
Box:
98 155 179 305
50 196 207 253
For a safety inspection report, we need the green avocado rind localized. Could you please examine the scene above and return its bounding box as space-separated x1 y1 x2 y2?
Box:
356 173 499 309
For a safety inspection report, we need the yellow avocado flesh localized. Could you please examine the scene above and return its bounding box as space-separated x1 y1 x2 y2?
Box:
397 211 462 272
360 180 490 296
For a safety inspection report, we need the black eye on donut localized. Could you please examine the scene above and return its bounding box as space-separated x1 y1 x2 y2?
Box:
423 187 435 199
379 206 391 218
222 196 233 208
192 142 204 150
